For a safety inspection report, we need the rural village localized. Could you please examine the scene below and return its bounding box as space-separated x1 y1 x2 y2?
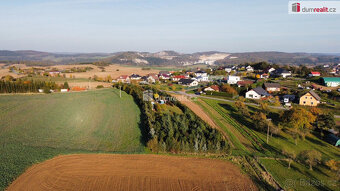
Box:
1 60 340 191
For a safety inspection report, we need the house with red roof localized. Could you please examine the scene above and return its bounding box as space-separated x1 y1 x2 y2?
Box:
116 75 130 83
204 85 220 92
171 75 186 82
309 72 321 77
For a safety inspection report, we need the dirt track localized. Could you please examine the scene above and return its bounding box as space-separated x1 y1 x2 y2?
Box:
171 94 218 129
7 154 257 191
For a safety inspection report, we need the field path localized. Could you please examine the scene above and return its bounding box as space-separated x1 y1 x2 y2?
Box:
171 94 218 129
7 154 258 191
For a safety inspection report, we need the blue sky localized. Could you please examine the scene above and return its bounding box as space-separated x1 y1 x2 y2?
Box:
0 0 339 53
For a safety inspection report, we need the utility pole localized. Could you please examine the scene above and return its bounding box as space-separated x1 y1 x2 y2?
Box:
119 85 122 98
266 118 272 144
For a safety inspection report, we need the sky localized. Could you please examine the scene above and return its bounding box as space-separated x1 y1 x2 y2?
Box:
0 0 340 53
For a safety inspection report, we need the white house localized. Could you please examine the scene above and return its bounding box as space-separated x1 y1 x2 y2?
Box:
178 79 198 87
274 69 291 78
130 74 142 80
227 75 241 84
195 71 208 77
246 66 254 72
245 87 270 100
225 68 232 73
204 87 215 92
195 76 209 82
268 67 276 73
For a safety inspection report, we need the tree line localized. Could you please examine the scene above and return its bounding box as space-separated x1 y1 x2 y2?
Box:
0 79 69 93
113 83 229 154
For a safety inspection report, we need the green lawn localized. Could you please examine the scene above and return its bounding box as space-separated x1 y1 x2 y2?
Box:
260 158 339 191
0 88 144 190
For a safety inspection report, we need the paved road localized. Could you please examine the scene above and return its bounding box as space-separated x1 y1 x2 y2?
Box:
166 91 288 110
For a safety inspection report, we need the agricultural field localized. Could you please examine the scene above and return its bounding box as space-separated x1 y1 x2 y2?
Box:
198 98 340 190
7 154 257 191
0 88 144 190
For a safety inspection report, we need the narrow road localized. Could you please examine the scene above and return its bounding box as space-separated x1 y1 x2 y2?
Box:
167 91 288 110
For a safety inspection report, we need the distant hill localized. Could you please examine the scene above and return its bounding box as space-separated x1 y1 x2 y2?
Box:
0 50 339 66
216 52 340 66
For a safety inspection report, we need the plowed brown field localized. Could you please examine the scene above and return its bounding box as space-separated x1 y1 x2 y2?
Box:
7 154 257 191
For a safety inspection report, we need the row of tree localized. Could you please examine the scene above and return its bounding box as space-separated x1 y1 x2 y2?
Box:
0 79 69 93
113 83 229 153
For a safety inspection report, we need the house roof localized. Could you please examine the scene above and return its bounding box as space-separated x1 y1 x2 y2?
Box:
179 78 195 84
195 70 207 74
323 77 340 83
172 75 186 79
160 73 170 77
130 74 141 78
283 95 296 100
237 80 254 86
264 83 281 88
275 68 290 74
210 85 220 91
147 74 159 79
118 75 129 79
311 72 320 75
252 87 270 96
309 90 321 101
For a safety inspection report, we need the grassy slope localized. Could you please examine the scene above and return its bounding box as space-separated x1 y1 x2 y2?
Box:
0 89 144 190
200 98 340 191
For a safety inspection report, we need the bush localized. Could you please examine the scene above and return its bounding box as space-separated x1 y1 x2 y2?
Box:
96 85 104 89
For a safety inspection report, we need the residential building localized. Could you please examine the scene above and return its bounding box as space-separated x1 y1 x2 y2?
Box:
130 74 141 80
227 75 241 84
282 95 296 103
178 79 198 87
257 73 269 79
195 76 209 82
268 67 276 73
159 73 171 80
116 75 130 83
299 90 321 106
195 70 208 77
237 80 254 87
245 87 270 99
264 83 281 92
309 72 321 77
171 75 186 82
273 68 291 78
322 77 340 87
246 66 254 72
225 68 232 73
146 73 159 83
204 85 220 92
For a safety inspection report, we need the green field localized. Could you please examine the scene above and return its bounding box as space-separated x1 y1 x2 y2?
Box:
198 98 340 190
0 88 144 190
